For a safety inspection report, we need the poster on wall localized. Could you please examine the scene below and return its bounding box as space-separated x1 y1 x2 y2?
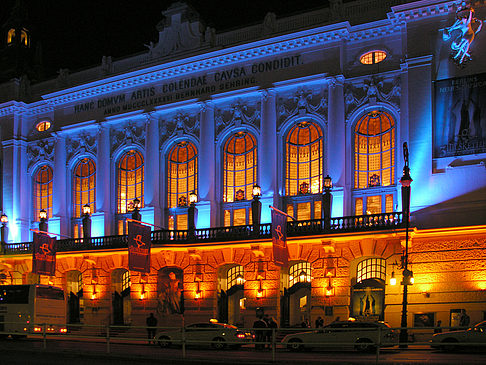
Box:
32 232 56 276
434 73 486 158
350 286 384 321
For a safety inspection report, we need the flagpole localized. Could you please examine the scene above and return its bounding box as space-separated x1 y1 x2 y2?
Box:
30 229 71 238
126 218 165 230
269 206 296 221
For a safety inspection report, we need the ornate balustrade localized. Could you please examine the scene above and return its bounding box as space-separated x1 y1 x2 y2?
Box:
3 212 403 255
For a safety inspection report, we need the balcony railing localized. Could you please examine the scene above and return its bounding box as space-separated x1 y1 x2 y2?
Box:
3 212 403 255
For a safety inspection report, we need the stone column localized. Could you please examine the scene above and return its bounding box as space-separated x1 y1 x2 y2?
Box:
198 102 215 227
259 89 277 223
93 123 111 237
51 134 67 237
327 76 346 217
142 114 161 227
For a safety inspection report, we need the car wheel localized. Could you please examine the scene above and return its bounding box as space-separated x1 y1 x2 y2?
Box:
440 338 458 352
157 336 171 348
287 338 304 352
211 337 227 350
355 338 375 353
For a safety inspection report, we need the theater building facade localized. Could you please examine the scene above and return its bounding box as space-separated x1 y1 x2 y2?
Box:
1 0 486 330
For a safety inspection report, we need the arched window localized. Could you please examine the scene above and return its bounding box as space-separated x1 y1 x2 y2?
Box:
222 132 257 226
289 262 312 288
117 150 144 214
285 120 323 221
73 158 96 218
227 265 245 291
167 141 198 230
354 110 395 215
356 258 386 283
34 165 53 219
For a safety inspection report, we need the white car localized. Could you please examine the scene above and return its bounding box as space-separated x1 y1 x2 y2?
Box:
431 320 486 351
282 321 398 352
155 322 254 350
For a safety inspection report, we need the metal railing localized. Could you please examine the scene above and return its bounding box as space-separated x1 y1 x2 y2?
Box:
1 322 485 364
3 212 403 255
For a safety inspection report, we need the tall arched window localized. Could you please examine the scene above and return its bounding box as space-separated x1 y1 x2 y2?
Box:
72 158 96 238
354 110 395 215
117 150 144 214
222 132 257 227
34 165 53 219
73 158 96 217
167 141 198 230
285 120 323 221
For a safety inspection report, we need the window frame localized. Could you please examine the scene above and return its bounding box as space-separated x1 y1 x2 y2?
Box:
33 165 53 220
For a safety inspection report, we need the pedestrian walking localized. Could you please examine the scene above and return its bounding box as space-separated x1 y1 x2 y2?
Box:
146 313 158 344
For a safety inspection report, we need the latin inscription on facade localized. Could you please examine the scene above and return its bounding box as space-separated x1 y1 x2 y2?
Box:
73 55 302 116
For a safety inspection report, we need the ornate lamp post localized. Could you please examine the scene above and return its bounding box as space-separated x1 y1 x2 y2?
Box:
39 209 48 232
131 197 141 222
322 175 333 231
251 184 262 236
1 213 8 253
399 142 413 348
188 191 198 236
82 203 92 240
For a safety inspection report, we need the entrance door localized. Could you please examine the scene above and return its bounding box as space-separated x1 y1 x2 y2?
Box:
113 291 123 325
217 290 228 323
280 288 290 327
68 291 80 323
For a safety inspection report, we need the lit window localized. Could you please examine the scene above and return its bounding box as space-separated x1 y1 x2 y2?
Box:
227 265 244 290
223 132 257 202
73 158 96 218
356 258 386 283
122 271 131 292
117 150 144 214
167 141 197 230
354 111 395 189
286 121 323 196
289 262 312 288
34 165 53 220
36 120 51 132
7 29 15 44
360 50 387 65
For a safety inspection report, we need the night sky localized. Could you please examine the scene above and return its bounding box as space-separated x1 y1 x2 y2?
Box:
2 0 329 80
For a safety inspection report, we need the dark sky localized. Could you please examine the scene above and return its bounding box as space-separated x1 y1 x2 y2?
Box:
2 0 329 79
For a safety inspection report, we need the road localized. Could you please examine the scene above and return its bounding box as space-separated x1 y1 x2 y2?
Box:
1 337 485 364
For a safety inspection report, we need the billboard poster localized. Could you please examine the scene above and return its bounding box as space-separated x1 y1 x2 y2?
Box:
128 221 151 273
434 73 486 158
157 268 184 315
32 232 56 276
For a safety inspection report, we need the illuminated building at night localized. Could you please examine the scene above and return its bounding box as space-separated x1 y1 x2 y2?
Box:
0 0 485 332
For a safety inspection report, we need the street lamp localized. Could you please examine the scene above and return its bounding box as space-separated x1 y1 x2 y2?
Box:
82 203 92 240
1 213 8 254
322 175 333 231
251 184 262 236
188 191 198 237
399 142 413 348
131 197 141 222
39 209 48 232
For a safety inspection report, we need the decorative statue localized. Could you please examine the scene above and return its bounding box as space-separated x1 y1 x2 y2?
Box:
441 5 483 65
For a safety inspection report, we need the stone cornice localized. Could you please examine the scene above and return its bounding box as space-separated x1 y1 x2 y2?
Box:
388 0 459 24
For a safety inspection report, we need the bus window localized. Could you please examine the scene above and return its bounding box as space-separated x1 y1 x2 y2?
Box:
0 285 30 304
36 286 64 300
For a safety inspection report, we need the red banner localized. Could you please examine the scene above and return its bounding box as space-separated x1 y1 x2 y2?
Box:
128 221 152 273
272 208 289 266
32 232 56 276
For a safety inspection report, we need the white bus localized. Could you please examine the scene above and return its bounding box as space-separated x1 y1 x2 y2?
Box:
0 284 67 338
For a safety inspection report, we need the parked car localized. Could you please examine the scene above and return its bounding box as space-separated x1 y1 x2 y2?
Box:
431 320 486 351
281 321 398 352
155 322 254 349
